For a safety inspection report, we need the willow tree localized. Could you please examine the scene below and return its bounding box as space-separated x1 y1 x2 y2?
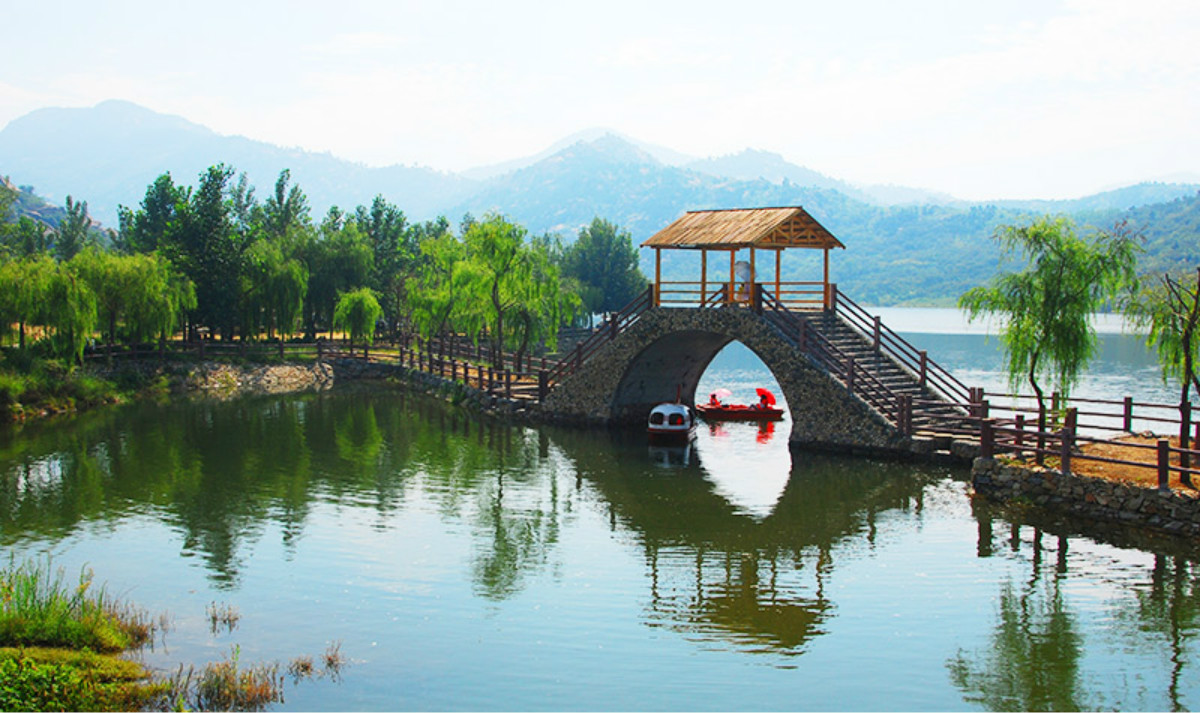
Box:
0 255 56 350
959 216 1140 422
1125 267 1200 471
242 239 308 340
46 260 98 363
333 288 383 355
408 232 480 342
506 242 580 369
462 215 528 370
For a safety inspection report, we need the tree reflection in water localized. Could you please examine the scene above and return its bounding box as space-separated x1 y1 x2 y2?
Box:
10 387 1200 706
957 500 1200 711
948 530 1091 711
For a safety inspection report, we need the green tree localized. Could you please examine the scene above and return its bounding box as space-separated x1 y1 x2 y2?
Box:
2 217 49 259
163 165 250 340
959 216 1140 417
71 248 196 353
506 242 580 368
462 214 529 370
408 232 475 341
115 173 183 254
301 209 373 339
562 217 648 324
242 240 308 340
45 260 98 363
0 256 56 349
333 288 383 354
355 196 415 336
1125 267 1200 470
53 196 95 261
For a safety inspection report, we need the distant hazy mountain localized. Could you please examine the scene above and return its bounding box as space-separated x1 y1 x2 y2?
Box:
2 101 1197 305
994 183 1200 214
0 100 475 226
462 128 693 180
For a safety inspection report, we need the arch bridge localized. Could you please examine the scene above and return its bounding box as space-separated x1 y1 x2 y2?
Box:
541 207 982 455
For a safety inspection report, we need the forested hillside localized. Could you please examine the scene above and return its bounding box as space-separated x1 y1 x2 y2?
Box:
1 101 1197 307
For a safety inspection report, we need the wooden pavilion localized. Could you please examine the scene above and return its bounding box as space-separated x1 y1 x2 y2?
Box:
640 206 845 310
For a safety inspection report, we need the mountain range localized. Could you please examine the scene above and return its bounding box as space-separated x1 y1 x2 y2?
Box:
2 100 1198 306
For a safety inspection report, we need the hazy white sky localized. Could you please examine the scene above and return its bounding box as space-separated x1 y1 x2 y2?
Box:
2 0 1197 200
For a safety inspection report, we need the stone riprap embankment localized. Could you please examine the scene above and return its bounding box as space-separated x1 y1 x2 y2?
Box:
183 361 336 395
972 456 1200 538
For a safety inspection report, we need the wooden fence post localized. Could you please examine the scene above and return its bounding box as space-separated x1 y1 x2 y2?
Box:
505 371 512 399
873 316 881 353
919 351 928 387
846 356 856 394
1037 401 1047 467
1059 428 1072 475
1181 400 1192 477
1158 439 1171 491
1015 414 1025 454
1123 396 1134 433
538 370 549 402
980 419 994 458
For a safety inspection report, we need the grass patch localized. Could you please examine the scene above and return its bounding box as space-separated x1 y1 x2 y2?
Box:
0 557 155 652
0 557 347 711
152 646 285 712
0 647 164 712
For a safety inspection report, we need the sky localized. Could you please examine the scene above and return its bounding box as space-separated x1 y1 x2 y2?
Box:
2 0 1198 201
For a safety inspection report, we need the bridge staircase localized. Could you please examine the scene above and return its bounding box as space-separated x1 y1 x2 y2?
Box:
786 304 978 438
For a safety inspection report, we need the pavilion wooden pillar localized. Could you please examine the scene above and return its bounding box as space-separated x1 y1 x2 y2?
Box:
654 247 662 307
774 249 781 301
750 248 757 299
701 249 708 303
728 250 736 305
823 247 830 310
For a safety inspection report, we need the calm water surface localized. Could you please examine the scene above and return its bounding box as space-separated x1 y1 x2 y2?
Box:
2 310 1198 711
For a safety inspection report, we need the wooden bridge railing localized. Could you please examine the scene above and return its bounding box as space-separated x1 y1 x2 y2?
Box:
543 285 654 387
832 291 973 408
757 286 920 435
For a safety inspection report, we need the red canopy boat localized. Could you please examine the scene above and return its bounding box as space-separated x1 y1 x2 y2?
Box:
696 403 785 421
697 387 784 421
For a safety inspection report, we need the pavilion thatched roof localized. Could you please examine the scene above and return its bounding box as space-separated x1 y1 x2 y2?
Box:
640 207 844 251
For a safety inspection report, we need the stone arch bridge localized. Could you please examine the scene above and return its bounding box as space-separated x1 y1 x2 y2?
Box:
540 286 980 457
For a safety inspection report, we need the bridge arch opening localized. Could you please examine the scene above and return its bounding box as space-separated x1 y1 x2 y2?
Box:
609 332 791 438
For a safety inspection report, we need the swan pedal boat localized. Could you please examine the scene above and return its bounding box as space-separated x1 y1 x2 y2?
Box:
647 402 695 442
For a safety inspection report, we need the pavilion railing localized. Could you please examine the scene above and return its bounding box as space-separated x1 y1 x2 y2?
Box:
655 280 827 310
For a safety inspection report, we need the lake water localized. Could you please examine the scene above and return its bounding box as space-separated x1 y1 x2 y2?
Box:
2 308 1198 711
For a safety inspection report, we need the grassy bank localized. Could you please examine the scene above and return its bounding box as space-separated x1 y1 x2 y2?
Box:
0 557 345 711
0 349 177 422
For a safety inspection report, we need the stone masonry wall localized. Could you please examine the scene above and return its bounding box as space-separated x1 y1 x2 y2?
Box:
972 456 1200 537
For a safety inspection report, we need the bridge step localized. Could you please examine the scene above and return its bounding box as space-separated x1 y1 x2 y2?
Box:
794 310 971 435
